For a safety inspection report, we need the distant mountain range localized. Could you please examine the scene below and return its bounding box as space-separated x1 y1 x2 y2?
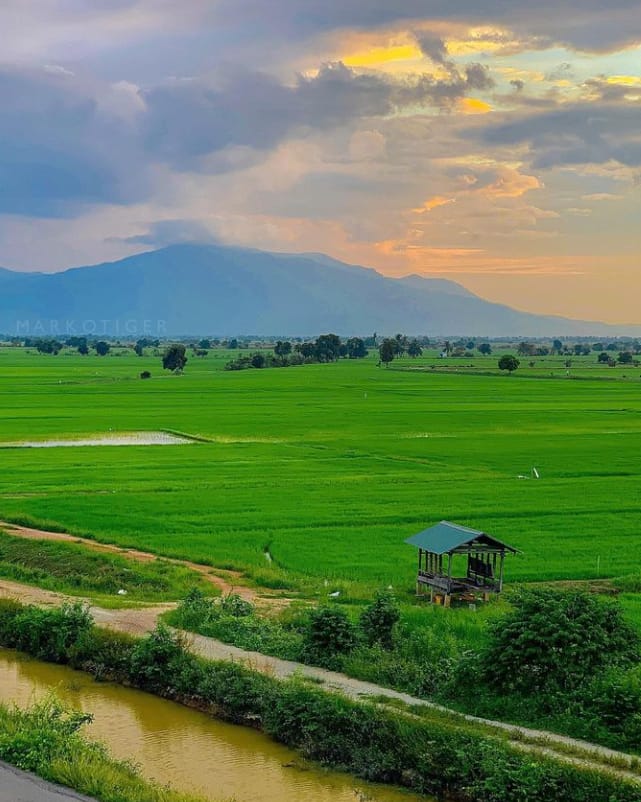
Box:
1 244 638 338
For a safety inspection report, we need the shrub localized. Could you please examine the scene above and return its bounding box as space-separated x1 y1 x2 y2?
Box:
220 592 254 617
481 589 640 695
301 606 357 670
359 591 400 649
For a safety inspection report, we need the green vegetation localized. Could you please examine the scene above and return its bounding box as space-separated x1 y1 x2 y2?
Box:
5 345 641 756
0 530 215 603
2 345 641 595
2 598 641 802
0 696 205 802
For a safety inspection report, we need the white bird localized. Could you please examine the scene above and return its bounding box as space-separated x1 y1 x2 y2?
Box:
328 591 341 598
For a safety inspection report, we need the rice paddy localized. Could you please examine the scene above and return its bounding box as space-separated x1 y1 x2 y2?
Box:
0 345 640 599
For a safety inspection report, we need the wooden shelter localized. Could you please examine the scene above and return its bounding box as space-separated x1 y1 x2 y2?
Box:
405 521 518 606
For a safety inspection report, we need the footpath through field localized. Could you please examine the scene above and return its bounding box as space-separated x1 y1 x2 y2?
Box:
0 520 261 603
0 576 640 785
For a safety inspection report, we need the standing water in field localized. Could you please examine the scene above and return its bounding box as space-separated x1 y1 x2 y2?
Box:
0 649 427 802
0 431 195 448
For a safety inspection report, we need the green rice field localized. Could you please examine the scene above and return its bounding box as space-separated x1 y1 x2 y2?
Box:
1 345 640 598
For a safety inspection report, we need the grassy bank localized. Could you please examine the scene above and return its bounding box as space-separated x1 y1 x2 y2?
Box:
0 598 639 802
0 696 205 802
0 529 216 603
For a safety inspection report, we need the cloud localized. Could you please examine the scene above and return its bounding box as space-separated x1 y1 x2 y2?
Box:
117 219 220 247
473 103 641 168
214 0 641 53
142 61 493 169
0 66 149 216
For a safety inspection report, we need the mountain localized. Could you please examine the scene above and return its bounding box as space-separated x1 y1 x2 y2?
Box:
0 243 638 338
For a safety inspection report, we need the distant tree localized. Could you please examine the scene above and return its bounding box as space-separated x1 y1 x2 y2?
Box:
592 342 604 352
517 341 535 356
379 339 396 367
274 340 292 358
134 341 144 357
466 340 476 350
314 334 342 362
251 352 266 368
77 341 89 356
227 338 239 350
162 343 188 373
35 339 62 355
552 339 563 354
198 339 211 350
295 342 317 360
140 371 151 379
346 337 368 359
94 341 110 356
443 340 452 356
407 340 423 358
597 352 610 364
618 351 633 364
498 354 520 373
393 333 408 357
606 343 619 352
478 342 492 356
194 348 208 358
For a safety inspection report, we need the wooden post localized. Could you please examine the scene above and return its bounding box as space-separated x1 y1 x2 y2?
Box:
444 593 451 608
499 552 505 592
447 553 452 594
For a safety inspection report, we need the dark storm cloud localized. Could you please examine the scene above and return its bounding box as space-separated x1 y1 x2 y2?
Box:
0 66 147 216
215 0 641 52
142 61 493 168
474 104 641 168
415 32 449 64
0 57 493 216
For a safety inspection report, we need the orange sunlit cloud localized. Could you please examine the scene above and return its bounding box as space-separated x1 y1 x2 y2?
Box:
342 43 423 68
458 97 492 114
412 196 456 214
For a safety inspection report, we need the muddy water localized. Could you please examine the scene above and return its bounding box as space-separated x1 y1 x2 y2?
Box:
0 650 426 802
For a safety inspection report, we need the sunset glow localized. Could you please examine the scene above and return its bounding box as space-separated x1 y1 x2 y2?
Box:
0 1 640 322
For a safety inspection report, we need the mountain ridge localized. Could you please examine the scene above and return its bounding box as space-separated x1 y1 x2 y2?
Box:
0 243 638 338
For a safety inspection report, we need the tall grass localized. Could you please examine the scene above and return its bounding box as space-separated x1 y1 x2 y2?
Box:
0 696 206 802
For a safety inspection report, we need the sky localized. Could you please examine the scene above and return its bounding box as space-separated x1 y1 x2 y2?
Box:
1 1 640 323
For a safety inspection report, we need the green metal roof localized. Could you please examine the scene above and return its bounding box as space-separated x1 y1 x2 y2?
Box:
405 521 518 555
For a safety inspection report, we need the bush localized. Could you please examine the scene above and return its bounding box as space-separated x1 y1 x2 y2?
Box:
220 592 254 617
301 606 357 670
481 589 640 696
2 600 641 801
359 591 400 649
9 602 93 663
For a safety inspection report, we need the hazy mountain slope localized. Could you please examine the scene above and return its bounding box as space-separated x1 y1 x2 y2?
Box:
0 244 637 337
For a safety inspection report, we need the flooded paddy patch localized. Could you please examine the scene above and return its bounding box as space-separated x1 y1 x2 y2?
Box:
0 431 195 448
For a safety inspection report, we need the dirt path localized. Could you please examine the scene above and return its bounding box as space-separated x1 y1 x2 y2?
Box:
0 520 263 603
1 577 640 785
